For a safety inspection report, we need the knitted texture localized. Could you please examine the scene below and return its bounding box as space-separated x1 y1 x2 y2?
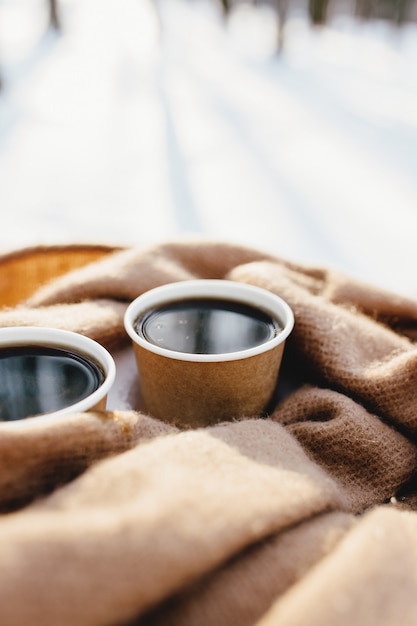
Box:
0 239 416 625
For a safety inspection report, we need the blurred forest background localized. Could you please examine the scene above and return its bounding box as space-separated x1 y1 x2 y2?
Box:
1 0 416 80
220 0 417 50
0 0 416 297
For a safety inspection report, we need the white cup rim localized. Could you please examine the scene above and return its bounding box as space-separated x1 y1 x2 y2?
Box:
0 327 116 427
124 279 294 363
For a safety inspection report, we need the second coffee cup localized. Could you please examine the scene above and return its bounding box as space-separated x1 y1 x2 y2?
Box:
124 279 294 428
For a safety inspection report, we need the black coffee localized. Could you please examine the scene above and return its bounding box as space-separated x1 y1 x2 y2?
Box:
0 345 104 421
136 298 281 354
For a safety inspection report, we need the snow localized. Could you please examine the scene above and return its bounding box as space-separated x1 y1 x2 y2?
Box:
0 0 417 297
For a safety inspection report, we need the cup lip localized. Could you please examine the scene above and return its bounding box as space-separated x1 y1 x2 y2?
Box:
124 279 294 363
0 327 116 427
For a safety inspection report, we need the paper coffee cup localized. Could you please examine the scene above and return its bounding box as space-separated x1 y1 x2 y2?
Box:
0 327 116 427
124 280 294 428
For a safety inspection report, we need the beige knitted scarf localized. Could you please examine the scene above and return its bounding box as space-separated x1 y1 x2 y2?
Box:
0 239 417 626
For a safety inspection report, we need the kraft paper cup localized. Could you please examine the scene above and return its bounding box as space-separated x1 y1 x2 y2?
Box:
0 327 116 427
124 280 294 428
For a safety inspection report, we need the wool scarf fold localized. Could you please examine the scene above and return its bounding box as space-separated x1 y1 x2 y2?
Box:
0 239 416 626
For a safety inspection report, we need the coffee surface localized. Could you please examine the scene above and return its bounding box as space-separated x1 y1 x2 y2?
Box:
136 298 281 354
0 345 104 421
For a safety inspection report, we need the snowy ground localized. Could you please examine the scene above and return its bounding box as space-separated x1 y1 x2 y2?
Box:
0 0 417 297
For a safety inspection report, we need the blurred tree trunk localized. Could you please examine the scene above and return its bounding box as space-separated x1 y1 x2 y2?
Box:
219 0 231 16
392 0 412 24
308 0 331 23
49 0 60 30
274 0 289 52
354 0 375 18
